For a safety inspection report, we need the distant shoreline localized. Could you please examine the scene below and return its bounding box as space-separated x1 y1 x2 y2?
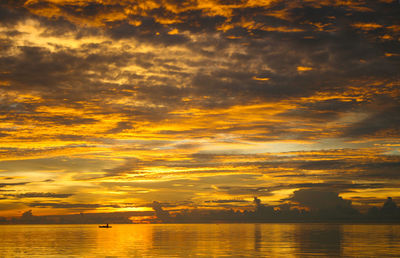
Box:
2 220 400 225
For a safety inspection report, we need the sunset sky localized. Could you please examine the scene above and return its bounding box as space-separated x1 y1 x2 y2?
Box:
0 0 399 218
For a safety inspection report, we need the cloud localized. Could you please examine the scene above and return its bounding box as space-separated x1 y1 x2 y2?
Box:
0 0 399 217
216 186 273 196
205 199 249 203
4 192 73 199
343 104 400 138
102 157 143 177
0 1 29 26
151 201 171 222
289 189 353 211
288 182 391 192
0 182 29 188
27 202 121 209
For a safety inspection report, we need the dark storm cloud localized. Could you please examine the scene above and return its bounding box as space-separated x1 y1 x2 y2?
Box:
289 189 353 210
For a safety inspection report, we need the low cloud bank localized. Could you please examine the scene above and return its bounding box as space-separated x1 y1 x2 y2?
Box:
2 190 400 224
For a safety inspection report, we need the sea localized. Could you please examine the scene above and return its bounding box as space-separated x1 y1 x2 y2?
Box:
1 223 400 257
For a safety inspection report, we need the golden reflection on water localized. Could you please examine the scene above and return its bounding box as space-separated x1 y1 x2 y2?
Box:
0 224 400 257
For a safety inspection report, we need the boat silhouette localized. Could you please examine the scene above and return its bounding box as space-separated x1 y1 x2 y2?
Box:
99 224 112 228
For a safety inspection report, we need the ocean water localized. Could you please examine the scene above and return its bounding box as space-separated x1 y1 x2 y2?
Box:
1 223 400 257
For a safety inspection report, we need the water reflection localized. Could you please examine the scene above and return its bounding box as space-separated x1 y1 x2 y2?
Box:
294 224 342 256
1 224 400 257
254 224 262 252
0 225 96 256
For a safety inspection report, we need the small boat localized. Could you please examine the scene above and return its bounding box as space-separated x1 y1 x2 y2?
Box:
99 224 112 228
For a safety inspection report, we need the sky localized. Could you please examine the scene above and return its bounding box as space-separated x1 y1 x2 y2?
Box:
0 0 399 218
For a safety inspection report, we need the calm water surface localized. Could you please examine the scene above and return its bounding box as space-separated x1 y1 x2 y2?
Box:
1 223 400 257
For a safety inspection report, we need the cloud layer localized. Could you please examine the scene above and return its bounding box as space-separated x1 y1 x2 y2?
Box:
0 0 399 217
